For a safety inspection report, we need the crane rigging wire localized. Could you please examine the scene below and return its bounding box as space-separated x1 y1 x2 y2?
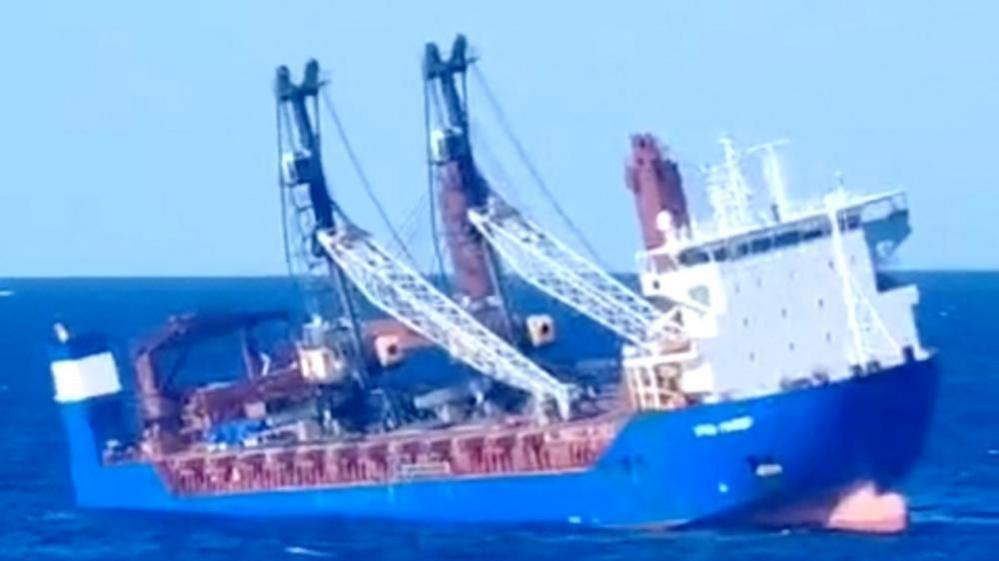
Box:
424 83 452 291
318 88 417 266
276 102 295 278
468 117 524 207
277 100 336 323
395 188 430 253
468 64 607 268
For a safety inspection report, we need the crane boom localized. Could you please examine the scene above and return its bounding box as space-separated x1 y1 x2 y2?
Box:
469 198 687 346
315 227 571 418
421 37 691 348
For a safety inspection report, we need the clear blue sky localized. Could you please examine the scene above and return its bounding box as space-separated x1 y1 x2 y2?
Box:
1 1 994 276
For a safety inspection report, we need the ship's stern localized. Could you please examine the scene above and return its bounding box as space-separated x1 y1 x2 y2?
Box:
48 324 129 505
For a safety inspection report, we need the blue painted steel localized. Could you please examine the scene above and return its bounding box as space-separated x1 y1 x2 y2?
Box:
57 358 937 526
206 420 268 446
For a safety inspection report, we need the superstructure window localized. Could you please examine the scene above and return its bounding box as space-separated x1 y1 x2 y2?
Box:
751 238 772 253
802 229 823 241
774 231 801 248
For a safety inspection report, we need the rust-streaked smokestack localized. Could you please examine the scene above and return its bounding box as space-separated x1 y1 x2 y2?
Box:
625 134 690 250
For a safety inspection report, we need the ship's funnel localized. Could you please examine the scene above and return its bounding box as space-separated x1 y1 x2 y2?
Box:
626 134 690 250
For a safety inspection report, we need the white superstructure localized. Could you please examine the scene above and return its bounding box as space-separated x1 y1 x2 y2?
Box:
625 139 928 405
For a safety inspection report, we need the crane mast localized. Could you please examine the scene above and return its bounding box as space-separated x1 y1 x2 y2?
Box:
275 60 365 377
423 35 515 340
423 36 694 349
273 57 572 420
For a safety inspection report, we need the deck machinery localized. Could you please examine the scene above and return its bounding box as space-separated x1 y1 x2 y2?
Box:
276 58 572 419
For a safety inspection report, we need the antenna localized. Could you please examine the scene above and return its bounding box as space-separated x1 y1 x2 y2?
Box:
706 136 754 234
745 139 790 222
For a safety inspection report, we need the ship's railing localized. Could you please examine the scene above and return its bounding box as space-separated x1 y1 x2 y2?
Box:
636 190 908 275
827 200 904 366
154 417 621 496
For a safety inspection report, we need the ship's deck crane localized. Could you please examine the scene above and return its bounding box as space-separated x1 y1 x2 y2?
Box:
317 227 570 418
275 60 366 379
277 60 571 419
469 198 686 347
426 36 695 348
423 35 517 341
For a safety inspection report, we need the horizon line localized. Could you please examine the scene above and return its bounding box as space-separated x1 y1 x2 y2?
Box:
1 268 996 281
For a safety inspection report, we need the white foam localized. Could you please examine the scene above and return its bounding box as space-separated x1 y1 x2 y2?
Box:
285 546 332 558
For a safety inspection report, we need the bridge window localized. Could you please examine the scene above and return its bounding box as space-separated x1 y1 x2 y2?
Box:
774 231 801 248
679 250 711 265
803 229 823 241
751 238 772 253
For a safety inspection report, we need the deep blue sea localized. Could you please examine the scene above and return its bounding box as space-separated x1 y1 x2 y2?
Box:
0 273 995 560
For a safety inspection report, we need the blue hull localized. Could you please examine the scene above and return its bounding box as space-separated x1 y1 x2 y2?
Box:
59 358 937 526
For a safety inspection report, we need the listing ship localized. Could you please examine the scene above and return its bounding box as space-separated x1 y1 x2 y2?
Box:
49 36 936 532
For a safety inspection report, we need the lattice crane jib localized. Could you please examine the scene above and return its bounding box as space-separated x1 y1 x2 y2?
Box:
315 229 571 419
469 198 687 347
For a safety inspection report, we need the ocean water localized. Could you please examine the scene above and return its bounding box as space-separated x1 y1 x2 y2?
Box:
0 272 995 560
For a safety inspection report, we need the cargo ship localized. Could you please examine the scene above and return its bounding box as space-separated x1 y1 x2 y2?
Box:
49 36 936 532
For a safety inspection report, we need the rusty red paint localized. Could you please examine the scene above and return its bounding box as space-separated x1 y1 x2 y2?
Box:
153 417 621 496
439 162 495 304
626 134 690 251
